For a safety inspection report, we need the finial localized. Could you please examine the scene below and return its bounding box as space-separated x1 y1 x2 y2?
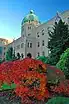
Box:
30 10 34 14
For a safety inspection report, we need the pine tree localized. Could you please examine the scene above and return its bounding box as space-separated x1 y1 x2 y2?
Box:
47 19 69 65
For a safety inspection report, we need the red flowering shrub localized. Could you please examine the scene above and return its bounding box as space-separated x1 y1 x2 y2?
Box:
0 58 69 103
51 80 69 96
0 58 49 103
46 64 65 84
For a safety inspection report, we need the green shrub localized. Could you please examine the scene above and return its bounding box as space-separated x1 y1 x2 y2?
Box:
56 48 69 79
36 56 48 63
46 97 69 104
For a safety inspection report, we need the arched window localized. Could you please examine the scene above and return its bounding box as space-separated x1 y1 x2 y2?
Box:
42 40 44 46
21 53 24 58
27 42 29 48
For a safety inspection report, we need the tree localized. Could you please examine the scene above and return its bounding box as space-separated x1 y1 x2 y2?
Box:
56 48 69 79
6 47 16 61
47 19 69 65
0 58 2 64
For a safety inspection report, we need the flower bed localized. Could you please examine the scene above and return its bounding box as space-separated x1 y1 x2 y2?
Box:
0 58 69 104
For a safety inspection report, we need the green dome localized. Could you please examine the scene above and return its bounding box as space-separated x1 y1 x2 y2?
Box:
22 10 39 25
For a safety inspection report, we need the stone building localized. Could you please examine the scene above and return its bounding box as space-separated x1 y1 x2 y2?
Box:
0 38 9 60
3 10 69 59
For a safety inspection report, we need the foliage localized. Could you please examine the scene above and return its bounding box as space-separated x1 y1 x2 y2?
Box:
0 58 49 103
36 56 48 63
46 97 69 104
5 47 16 61
56 48 69 79
0 83 16 90
0 58 69 103
46 64 65 85
47 19 69 65
0 58 3 64
50 80 69 96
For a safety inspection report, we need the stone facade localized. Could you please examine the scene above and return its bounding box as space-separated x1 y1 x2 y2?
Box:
0 38 9 60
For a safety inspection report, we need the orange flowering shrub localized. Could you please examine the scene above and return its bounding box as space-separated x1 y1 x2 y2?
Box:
0 58 49 103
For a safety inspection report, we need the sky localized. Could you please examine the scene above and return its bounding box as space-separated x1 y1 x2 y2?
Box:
0 0 69 40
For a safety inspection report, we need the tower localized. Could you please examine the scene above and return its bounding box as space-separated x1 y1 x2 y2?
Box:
21 10 40 37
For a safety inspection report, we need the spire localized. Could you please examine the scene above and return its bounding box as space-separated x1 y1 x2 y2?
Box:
55 11 61 22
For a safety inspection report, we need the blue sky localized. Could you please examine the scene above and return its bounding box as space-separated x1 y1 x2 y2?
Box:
0 0 69 40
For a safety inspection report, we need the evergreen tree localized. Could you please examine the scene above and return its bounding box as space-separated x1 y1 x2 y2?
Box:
47 19 69 65
6 47 16 61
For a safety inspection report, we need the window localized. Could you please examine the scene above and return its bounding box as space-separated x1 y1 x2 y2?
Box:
42 51 45 56
37 32 39 37
42 29 44 32
30 43 32 48
28 26 31 29
37 52 40 56
4 52 5 55
37 35 39 37
4 47 6 50
42 40 44 46
21 43 24 48
27 42 29 48
17 45 20 49
21 53 24 58
37 42 40 47
42 29 44 35
42 33 44 35
28 34 31 36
